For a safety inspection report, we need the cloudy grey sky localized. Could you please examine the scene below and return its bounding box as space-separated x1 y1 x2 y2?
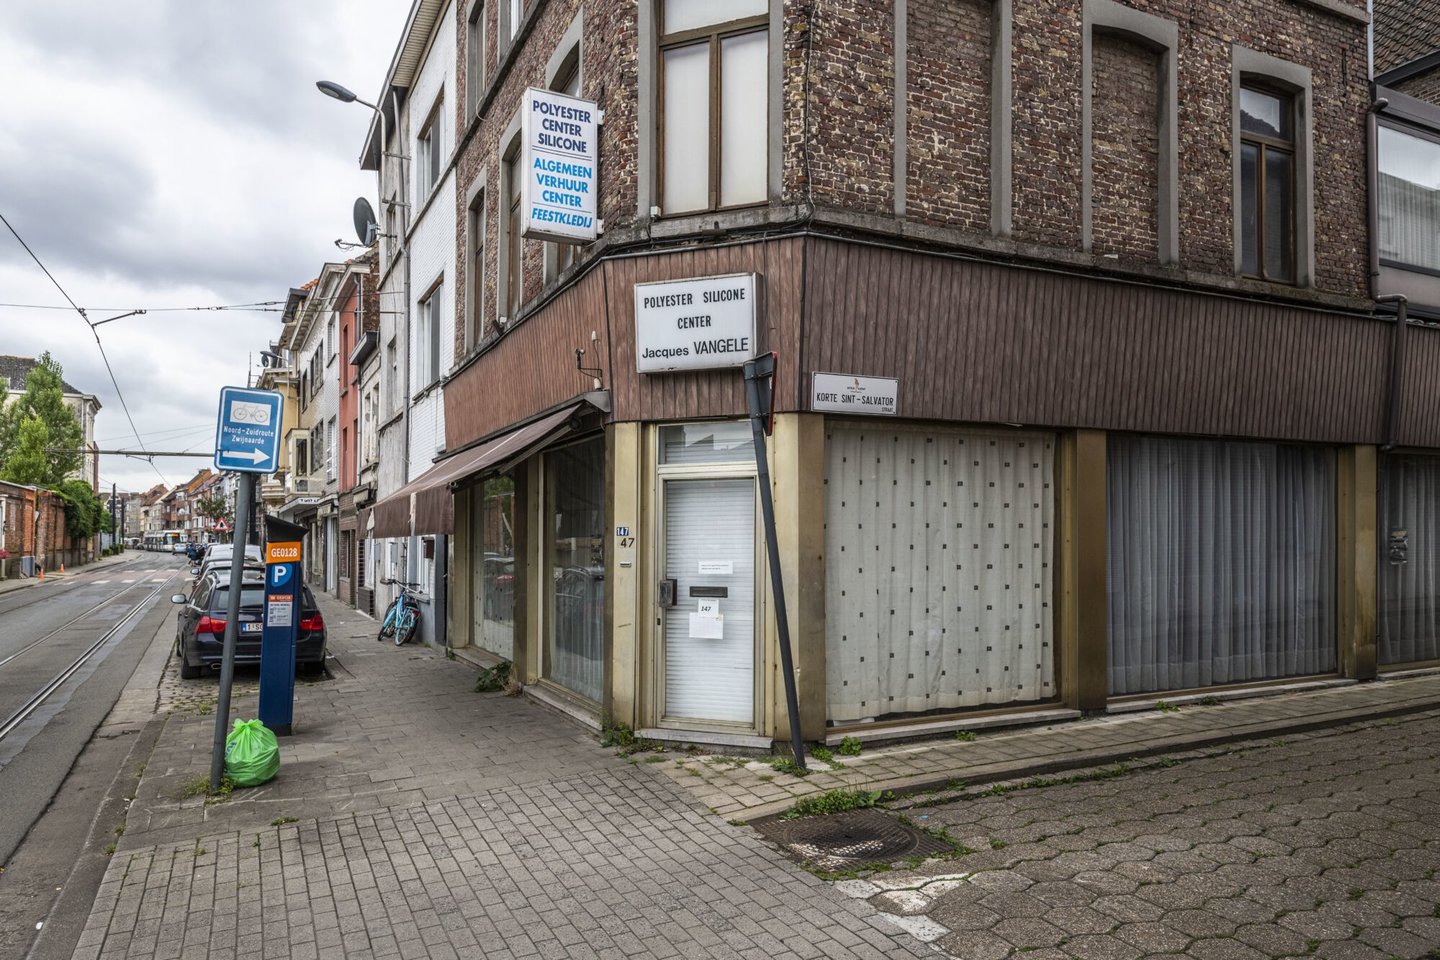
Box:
0 0 408 493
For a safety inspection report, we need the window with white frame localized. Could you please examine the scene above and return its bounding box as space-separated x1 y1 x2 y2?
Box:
502 0 522 47
658 0 768 215
386 338 399 416
417 285 443 388
310 422 324 476
327 315 338 360
417 100 444 200
327 416 337 480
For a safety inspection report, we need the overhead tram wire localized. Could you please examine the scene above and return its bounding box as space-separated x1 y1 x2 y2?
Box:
0 208 169 487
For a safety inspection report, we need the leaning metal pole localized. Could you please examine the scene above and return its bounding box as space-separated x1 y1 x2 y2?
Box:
210 472 256 790
743 354 806 767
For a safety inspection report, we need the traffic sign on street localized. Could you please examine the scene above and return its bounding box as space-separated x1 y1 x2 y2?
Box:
213 386 283 474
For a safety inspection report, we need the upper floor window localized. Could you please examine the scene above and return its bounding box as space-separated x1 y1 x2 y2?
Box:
1238 85 1295 283
548 48 582 280
417 284 443 388
502 0 522 47
467 2 487 117
658 0 768 215
504 144 523 320
1377 124 1440 274
327 316 338 361
467 188 486 349
417 100 445 199
386 338 399 416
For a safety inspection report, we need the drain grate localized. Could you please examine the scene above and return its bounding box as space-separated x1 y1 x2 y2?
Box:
753 808 954 872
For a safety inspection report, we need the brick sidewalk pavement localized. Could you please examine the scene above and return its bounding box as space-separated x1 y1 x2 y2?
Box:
79 591 933 960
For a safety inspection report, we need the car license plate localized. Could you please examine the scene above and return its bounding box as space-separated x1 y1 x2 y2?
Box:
241 622 262 634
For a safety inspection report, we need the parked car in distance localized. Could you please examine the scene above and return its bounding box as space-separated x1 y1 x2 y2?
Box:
191 559 265 582
170 573 327 679
202 544 263 564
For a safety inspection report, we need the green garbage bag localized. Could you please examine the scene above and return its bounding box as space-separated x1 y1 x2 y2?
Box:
224 719 279 787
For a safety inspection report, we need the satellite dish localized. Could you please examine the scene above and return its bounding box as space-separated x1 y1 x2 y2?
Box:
353 197 379 246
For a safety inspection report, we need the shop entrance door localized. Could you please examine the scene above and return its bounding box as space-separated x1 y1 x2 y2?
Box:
661 477 757 728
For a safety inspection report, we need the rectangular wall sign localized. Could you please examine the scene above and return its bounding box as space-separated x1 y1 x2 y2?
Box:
811 372 899 416
520 87 599 244
635 273 758 373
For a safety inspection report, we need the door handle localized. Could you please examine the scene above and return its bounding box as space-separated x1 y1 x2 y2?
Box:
658 578 678 607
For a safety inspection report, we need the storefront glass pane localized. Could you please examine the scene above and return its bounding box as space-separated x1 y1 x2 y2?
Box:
473 475 517 660
1379 455 1440 665
660 422 753 465
546 438 605 702
1107 436 1336 694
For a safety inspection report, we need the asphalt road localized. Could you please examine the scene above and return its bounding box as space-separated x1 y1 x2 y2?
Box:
0 552 185 955
857 711 1440 959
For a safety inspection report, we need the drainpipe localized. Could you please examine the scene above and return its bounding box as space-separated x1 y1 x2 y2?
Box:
1379 295 1410 451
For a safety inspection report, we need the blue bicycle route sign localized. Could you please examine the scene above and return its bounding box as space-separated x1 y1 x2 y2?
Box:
213 386 283 474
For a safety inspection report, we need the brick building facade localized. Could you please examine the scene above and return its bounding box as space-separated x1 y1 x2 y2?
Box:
352 0 1434 748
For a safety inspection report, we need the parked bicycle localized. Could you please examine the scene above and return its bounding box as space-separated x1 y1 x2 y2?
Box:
378 578 422 645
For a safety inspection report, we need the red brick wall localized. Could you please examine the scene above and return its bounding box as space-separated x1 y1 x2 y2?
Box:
905 0 992 231
1091 32 1160 261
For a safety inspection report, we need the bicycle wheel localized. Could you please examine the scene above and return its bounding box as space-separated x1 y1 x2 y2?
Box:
395 607 418 645
378 598 400 640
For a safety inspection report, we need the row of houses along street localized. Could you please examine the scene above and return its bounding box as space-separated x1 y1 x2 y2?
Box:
246 0 1440 754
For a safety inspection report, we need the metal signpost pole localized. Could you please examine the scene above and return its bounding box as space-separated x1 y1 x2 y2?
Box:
743 353 806 767
210 472 255 790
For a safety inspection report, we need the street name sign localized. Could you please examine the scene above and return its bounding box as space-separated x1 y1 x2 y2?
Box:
213 386 283 474
635 273 758 373
811 372 899 416
520 87 600 244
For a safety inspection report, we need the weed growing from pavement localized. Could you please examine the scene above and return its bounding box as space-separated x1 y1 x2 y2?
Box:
1156 700 1180 713
113 824 124 836
473 660 512 693
1197 695 1221 706
194 847 206 858
599 720 661 756
103 842 116 856
768 755 808 777
837 736 863 757
270 817 298 826
954 730 977 742
783 788 891 820
810 745 835 763
181 774 235 803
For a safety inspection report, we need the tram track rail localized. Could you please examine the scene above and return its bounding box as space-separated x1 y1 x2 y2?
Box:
0 575 175 746
0 572 174 671
0 555 162 618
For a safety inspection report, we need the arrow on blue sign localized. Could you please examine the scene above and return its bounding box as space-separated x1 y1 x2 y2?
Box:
213 386 284 475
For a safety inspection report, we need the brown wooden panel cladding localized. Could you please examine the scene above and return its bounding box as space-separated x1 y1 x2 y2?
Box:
801 238 1396 446
445 239 806 448
447 234 1427 451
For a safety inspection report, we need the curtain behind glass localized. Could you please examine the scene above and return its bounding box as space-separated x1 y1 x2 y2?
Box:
1107 436 1336 695
1379 455 1440 665
1377 126 1440 272
546 439 605 702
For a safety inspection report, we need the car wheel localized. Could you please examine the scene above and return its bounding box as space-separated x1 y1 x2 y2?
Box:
179 657 202 680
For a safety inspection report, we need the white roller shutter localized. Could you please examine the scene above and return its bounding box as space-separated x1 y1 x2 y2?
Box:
824 426 1055 722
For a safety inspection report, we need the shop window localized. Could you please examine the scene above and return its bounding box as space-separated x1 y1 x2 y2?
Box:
472 474 517 659
824 427 1055 721
658 0 768 215
1379 455 1440 665
1377 124 1440 274
545 437 605 702
659 421 754 464
1107 436 1336 694
1238 84 1295 282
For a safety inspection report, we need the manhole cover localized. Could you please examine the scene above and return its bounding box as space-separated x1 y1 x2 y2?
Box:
753 808 953 871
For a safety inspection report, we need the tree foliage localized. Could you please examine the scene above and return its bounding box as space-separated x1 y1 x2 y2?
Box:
56 479 110 540
196 494 229 523
0 352 84 487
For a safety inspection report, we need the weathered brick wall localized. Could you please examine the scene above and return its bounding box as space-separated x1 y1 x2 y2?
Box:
452 0 638 362
905 0 991 231
1010 0 1086 248
805 0 895 215
1091 32 1159 261
1395 71 1440 105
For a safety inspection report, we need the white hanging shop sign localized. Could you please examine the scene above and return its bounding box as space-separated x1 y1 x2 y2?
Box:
634 273 758 373
520 87 600 244
811 372 899 416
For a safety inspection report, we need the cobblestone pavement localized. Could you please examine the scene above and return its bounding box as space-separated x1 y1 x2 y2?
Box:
831 711 1440 960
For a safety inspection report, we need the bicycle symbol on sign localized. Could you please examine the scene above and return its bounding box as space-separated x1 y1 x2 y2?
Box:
229 400 272 425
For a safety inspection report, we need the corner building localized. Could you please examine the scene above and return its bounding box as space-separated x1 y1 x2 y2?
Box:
362 0 1436 748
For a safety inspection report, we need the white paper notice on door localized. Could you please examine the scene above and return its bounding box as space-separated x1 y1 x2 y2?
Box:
689 609 724 639
698 560 734 575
